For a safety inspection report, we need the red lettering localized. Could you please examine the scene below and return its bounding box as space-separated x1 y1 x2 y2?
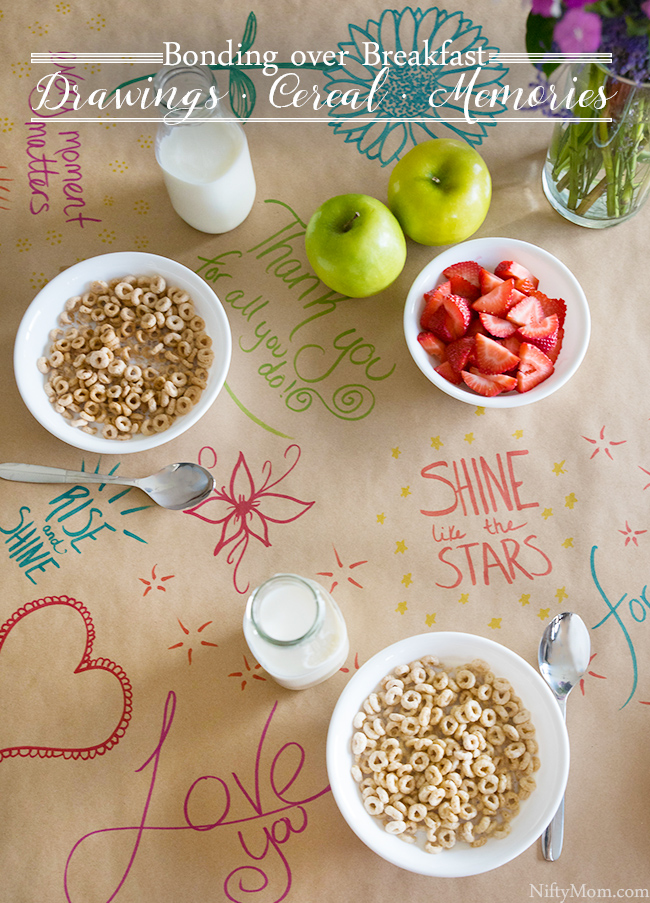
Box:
436 546 463 589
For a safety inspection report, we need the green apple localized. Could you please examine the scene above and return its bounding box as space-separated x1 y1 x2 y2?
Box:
387 139 492 246
305 193 407 298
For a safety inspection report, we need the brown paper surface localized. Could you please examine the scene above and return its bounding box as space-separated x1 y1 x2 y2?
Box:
1 1 650 901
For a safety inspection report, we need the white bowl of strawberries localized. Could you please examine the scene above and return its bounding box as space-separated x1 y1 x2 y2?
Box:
403 237 590 407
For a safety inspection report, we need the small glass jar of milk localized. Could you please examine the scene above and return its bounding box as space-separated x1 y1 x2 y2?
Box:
243 574 349 690
153 64 256 233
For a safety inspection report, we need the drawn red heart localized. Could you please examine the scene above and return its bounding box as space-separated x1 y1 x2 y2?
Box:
0 595 132 762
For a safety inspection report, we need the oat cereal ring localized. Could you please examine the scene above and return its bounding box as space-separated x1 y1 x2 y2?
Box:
492 686 511 705
437 688 455 708
479 708 497 728
505 741 526 759
486 724 505 746
472 755 495 778
437 827 457 849
149 275 166 294
433 671 448 690
363 796 385 816
397 774 416 794
481 792 499 812
439 715 458 736
152 413 171 433
400 716 420 737
400 690 421 711
462 699 482 722
174 396 193 416
409 751 430 772
367 750 388 772
113 282 134 300
456 668 476 689
102 423 118 439
385 820 407 835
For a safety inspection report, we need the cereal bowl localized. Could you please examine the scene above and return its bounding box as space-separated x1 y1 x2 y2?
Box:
403 236 590 407
14 251 232 454
326 632 569 877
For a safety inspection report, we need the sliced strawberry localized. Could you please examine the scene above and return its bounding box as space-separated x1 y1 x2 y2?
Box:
421 280 452 330
502 334 522 356
479 267 504 295
428 294 471 342
479 312 518 338
545 326 564 364
518 313 559 341
442 261 481 301
472 279 516 317
516 343 554 393
417 331 447 359
507 295 543 327
461 368 517 397
532 290 567 327
436 360 463 385
494 260 540 291
446 335 475 373
474 333 520 374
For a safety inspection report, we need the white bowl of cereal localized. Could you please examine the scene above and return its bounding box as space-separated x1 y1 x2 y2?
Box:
14 251 232 454
326 632 569 877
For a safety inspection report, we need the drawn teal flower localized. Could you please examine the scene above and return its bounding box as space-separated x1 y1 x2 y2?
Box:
324 6 509 165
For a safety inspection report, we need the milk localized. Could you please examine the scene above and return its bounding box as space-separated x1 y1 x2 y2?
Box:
156 119 256 234
243 575 349 690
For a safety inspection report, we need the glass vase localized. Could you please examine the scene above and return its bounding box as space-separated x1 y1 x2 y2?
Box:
542 63 650 228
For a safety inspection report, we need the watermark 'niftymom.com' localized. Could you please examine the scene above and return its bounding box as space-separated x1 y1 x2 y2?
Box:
531 885 648 901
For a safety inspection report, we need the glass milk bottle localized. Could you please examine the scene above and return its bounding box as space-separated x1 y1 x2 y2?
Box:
153 64 256 233
243 574 349 690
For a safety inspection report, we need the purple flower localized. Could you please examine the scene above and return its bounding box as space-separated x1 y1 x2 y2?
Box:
642 1 650 19
553 8 602 53
531 0 556 14
563 0 589 7
600 14 650 83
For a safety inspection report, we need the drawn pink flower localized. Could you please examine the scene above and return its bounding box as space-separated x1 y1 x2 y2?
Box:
186 445 314 593
554 8 602 53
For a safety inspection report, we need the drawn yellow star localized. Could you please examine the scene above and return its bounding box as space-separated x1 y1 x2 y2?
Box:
562 537 574 548
565 493 577 509
391 447 401 459
396 601 408 614
488 618 502 629
377 513 386 524
402 573 413 587
395 540 407 554
556 587 568 603
538 608 550 620
464 432 476 444
475 407 485 416
400 486 411 498
425 613 436 627
458 593 469 605
552 461 567 475
431 436 443 450
542 508 553 519
519 593 530 606
512 429 524 439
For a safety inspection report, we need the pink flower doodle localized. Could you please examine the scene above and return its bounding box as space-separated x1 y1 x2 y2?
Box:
186 445 314 593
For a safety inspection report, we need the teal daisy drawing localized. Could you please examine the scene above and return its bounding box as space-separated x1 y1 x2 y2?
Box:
324 7 509 165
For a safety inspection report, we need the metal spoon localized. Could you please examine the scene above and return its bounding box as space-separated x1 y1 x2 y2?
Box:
538 611 591 861
0 462 215 510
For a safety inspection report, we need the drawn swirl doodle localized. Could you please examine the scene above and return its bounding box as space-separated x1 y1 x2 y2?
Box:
284 384 375 419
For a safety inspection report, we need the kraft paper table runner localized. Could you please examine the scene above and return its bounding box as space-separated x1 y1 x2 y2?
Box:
1 1 650 901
